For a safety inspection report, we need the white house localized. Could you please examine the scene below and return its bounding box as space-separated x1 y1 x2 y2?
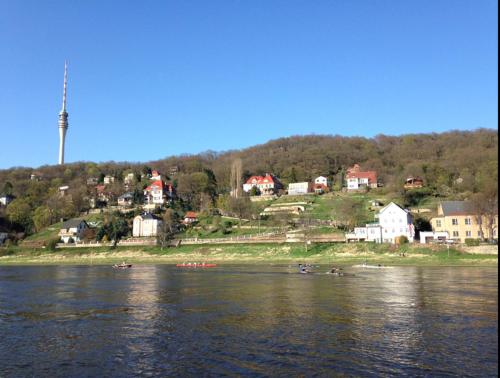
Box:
378 202 415 243
118 192 134 207
58 186 69 196
288 182 309 195
314 176 329 194
345 202 414 244
243 174 283 195
133 213 162 237
103 175 115 184
314 176 328 186
345 223 382 242
59 219 89 243
345 164 378 191
150 170 162 181
144 180 165 206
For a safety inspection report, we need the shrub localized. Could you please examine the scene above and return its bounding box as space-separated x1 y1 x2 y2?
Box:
396 235 409 244
465 238 480 246
46 237 61 251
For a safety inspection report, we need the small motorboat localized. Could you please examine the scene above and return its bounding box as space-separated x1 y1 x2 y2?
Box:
113 263 132 269
176 263 217 268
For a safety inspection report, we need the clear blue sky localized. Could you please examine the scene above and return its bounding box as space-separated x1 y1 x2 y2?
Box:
0 0 497 169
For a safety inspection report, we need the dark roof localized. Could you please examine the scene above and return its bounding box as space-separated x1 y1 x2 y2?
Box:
140 213 161 220
61 218 87 229
118 192 133 199
440 201 475 216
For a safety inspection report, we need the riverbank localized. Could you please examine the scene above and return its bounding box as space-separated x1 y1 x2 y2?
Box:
0 243 497 266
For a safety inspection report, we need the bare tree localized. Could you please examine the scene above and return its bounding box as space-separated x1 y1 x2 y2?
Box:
230 158 242 198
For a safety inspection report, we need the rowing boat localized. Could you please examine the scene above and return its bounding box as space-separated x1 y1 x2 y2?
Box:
176 263 217 268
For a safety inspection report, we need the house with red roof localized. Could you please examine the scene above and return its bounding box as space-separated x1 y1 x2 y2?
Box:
345 164 378 191
183 211 198 224
243 174 283 195
144 180 166 206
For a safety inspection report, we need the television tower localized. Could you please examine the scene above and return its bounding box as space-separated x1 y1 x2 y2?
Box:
58 62 69 165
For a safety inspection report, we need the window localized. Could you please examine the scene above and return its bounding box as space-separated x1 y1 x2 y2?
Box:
436 220 442 227
465 218 471 225
465 231 472 237
453 231 459 237
452 219 458 226
478 231 482 237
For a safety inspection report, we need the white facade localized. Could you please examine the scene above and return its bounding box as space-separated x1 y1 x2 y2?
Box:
243 183 255 193
345 203 414 244
133 214 162 237
104 175 115 184
345 224 382 242
314 176 328 186
144 182 165 206
150 171 162 181
59 219 88 243
378 202 414 243
420 231 449 244
288 182 309 195
347 177 370 190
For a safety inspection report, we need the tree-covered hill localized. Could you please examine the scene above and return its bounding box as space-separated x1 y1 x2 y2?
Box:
0 128 497 238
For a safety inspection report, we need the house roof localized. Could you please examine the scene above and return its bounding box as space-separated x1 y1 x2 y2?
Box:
245 174 280 186
61 218 86 229
405 176 424 183
346 170 377 183
118 192 133 199
440 201 475 216
138 213 161 220
145 180 164 191
185 211 197 218
379 202 408 214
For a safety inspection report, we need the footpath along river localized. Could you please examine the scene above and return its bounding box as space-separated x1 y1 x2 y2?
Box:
0 265 497 377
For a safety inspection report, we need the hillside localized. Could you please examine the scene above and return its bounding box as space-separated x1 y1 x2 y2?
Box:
0 129 497 241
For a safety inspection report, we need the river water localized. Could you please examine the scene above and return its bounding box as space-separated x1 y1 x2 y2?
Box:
0 265 497 377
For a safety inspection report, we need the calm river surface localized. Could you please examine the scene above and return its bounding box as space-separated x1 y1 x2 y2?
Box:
0 265 497 377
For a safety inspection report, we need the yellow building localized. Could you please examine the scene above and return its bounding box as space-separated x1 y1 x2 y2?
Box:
431 201 498 243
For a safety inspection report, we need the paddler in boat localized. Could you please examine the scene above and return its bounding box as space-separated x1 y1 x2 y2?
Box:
328 266 343 275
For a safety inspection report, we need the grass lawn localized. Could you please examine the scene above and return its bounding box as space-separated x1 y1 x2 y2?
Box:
1 243 496 266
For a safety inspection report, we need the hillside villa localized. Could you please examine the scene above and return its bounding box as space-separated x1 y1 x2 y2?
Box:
313 176 329 194
243 174 283 195
117 192 133 207
345 164 378 191
144 180 166 207
59 218 89 243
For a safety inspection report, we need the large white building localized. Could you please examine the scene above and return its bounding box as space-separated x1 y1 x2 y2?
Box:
345 202 414 244
133 213 162 237
287 182 309 195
